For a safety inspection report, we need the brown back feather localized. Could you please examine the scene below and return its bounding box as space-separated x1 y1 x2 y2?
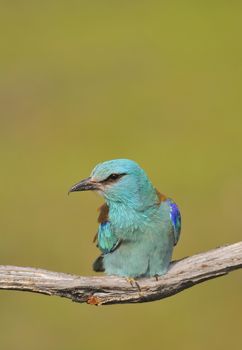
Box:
97 203 109 223
93 203 110 244
155 189 167 203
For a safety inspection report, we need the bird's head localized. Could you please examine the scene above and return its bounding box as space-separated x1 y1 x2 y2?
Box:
69 159 157 209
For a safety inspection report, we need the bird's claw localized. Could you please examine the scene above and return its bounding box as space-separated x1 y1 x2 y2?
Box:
154 274 159 282
126 277 142 292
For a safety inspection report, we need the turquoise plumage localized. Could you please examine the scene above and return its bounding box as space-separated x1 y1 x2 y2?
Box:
69 159 181 278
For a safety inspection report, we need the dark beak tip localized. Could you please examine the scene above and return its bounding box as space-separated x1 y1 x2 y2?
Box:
68 184 80 194
67 186 75 195
68 177 97 194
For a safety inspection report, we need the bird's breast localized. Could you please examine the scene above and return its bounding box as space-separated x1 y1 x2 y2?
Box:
108 204 161 237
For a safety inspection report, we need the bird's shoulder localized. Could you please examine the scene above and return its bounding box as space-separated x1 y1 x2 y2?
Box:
93 203 110 243
156 189 181 246
155 189 168 203
95 203 121 254
97 203 109 223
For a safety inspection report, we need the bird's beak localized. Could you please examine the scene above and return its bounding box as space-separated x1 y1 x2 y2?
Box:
68 177 99 194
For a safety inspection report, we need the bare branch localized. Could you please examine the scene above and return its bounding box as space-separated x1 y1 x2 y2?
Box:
0 242 241 305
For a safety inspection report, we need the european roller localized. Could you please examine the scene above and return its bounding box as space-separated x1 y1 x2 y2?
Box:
69 159 181 278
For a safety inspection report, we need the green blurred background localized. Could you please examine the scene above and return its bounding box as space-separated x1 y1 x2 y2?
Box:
0 1 241 349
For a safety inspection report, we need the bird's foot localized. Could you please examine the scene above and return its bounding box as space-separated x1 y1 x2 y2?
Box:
126 277 142 292
154 274 159 282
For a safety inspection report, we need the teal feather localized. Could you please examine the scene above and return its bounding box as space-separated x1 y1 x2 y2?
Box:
97 221 121 254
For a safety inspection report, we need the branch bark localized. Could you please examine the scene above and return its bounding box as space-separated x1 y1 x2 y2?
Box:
0 242 241 305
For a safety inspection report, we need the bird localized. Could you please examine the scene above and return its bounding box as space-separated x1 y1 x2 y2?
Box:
69 159 181 278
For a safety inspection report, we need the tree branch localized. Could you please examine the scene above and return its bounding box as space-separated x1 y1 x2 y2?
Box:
0 242 241 305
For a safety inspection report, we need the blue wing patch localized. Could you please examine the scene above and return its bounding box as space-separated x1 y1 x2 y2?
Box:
97 221 121 254
168 199 181 246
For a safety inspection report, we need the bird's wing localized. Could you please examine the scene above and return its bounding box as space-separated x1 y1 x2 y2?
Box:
95 203 121 254
167 198 181 246
97 221 122 254
156 189 181 246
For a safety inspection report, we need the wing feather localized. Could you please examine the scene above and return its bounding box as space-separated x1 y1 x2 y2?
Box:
156 189 181 246
96 203 121 254
168 199 181 245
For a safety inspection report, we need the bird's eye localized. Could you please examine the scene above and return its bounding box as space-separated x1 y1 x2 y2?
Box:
102 173 127 183
108 173 121 181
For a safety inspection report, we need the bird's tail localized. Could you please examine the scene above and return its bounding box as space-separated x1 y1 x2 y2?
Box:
93 256 105 272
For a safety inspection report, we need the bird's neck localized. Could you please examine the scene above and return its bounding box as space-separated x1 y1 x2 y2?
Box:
105 185 158 212
106 195 159 233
